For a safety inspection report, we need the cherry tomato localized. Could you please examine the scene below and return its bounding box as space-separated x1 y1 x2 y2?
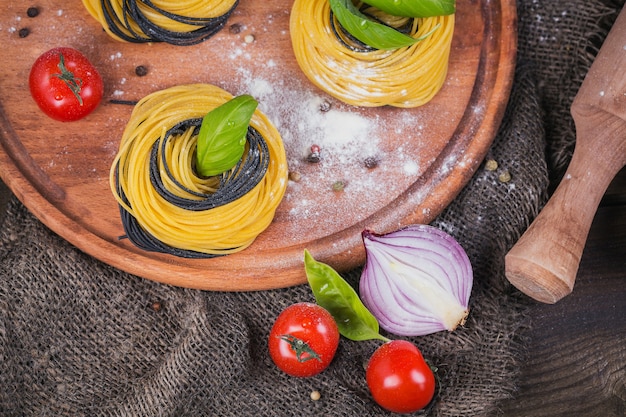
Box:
268 302 340 377
29 47 103 122
366 340 436 414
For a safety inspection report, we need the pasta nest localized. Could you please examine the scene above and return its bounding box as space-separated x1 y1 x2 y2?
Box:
290 0 455 107
110 84 288 258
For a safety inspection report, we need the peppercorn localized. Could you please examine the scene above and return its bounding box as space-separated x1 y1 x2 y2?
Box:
27 7 39 18
319 100 331 112
332 180 346 192
498 170 512 183
18 28 30 38
288 171 302 182
135 65 148 77
229 23 242 34
485 159 498 171
364 156 379 169
307 144 321 163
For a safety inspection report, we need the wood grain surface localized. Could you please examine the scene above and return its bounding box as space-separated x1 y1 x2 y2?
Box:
0 1 516 290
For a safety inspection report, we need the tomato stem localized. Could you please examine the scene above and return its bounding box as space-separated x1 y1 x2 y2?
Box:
279 334 322 363
52 53 84 106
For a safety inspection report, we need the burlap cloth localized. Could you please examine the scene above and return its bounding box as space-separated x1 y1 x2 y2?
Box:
1 0 623 415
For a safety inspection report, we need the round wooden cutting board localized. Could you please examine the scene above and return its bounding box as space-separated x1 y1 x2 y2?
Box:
0 1 516 291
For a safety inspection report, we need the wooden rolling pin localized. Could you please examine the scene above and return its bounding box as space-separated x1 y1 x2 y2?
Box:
505 8 626 304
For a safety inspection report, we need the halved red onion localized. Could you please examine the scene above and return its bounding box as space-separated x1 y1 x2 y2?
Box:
359 224 473 336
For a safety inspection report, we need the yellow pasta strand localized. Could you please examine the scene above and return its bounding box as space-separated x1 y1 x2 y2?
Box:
290 0 455 108
109 84 288 256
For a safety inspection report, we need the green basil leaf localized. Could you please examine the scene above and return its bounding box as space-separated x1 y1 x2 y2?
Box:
304 249 387 342
196 95 258 177
362 0 455 18
329 0 418 50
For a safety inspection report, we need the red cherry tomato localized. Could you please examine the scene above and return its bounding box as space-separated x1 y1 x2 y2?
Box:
366 340 436 414
29 47 104 122
268 302 340 377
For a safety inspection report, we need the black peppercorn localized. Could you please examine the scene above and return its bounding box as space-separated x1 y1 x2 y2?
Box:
27 7 39 18
135 65 148 77
363 156 379 169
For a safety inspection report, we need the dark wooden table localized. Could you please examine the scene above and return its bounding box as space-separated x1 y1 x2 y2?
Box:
502 167 626 416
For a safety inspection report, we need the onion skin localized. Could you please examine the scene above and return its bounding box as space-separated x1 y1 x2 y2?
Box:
359 224 473 337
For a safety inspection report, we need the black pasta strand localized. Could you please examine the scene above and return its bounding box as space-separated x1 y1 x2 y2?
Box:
98 0 150 42
149 118 207 202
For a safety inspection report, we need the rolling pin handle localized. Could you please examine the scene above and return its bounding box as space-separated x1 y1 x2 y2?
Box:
505 6 626 303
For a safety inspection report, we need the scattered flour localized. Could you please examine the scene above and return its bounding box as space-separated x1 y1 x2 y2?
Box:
222 64 427 240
